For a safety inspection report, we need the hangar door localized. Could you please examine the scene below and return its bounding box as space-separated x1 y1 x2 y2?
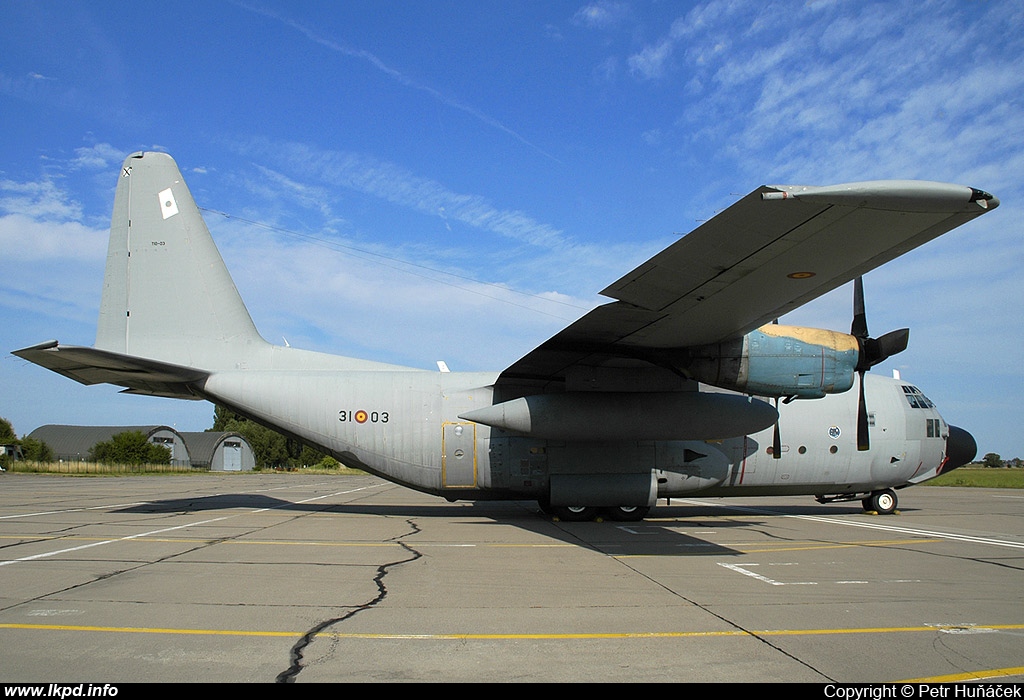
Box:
223 440 242 471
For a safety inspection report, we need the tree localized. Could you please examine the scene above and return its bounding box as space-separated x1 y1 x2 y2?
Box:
0 417 16 468
982 453 1004 468
19 437 54 462
0 418 53 466
0 417 15 443
89 431 171 465
208 406 324 469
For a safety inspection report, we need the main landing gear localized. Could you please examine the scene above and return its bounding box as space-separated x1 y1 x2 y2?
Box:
546 504 651 522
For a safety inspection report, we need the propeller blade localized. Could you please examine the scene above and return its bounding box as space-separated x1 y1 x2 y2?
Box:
857 327 910 370
857 371 870 451
851 276 868 339
849 276 910 452
876 327 910 362
772 398 782 460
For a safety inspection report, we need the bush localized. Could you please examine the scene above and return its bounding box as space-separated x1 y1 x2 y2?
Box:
89 431 172 465
19 437 54 462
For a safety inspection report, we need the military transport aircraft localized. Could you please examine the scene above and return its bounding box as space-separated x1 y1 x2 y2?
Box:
14 152 998 521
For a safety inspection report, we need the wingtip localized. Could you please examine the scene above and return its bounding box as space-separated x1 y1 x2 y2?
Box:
970 187 999 210
12 339 59 357
763 180 998 213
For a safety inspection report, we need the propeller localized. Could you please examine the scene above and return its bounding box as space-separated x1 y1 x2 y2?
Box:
771 318 782 459
772 396 782 459
851 277 910 450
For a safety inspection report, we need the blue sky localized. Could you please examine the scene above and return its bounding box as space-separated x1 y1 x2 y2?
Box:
2 0 1022 459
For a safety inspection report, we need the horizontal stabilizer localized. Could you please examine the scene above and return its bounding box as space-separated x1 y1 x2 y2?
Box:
12 341 208 400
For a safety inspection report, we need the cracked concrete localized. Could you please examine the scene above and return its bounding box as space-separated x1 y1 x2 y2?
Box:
1 474 1022 683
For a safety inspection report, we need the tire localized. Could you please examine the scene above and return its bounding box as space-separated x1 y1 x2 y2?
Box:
867 489 897 515
603 505 651 522
552 505 599 522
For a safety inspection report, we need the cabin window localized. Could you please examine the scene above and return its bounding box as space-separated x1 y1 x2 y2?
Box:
902 385 935 409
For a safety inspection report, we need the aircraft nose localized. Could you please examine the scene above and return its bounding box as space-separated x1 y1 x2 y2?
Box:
942 425 978 473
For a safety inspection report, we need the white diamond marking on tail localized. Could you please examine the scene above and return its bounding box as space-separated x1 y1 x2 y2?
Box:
158 187 179 219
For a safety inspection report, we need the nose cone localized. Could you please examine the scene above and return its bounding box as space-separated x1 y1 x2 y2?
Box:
942 425 978 473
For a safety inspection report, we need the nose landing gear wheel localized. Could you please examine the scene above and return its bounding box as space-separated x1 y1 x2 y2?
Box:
863 488 897 514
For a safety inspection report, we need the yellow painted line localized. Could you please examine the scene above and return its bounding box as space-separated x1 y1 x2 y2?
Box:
0 623 297 637
900 666 1024 683
4 622 1023 641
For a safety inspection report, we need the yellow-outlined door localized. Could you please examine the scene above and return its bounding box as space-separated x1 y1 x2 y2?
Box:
442 421 477 487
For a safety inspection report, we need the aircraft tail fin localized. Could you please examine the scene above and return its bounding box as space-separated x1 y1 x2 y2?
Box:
95 152 267 368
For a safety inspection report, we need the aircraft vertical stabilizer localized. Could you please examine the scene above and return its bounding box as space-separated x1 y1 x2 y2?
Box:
96 152 268 368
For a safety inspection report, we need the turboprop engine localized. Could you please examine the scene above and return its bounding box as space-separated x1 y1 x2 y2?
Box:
685 324 860 399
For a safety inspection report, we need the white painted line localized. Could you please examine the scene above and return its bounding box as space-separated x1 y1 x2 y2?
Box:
676 499 1024 550
717 562 816 586
0 482 391 567
0 515 234 567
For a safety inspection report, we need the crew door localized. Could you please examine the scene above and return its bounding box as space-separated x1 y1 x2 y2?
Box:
442 422 477 488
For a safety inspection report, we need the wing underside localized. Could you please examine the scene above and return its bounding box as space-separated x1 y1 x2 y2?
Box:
498 181 996 395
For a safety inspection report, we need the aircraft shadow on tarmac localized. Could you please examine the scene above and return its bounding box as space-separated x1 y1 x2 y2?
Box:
115 494 868 558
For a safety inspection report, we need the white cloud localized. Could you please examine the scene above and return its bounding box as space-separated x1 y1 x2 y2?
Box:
240 4 556 161
572 2 628 29
71 142 128 170
627 39 674 80
240 140 572 250
0 179 83 221
0 214 104 261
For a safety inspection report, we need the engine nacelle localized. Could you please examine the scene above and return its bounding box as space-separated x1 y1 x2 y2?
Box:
686 324 858 399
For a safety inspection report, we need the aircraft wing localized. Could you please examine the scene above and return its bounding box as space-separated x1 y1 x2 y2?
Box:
12 341 208 400
497 180 997 394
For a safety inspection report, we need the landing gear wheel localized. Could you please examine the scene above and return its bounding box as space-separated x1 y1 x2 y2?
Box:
552 505 599 522
603 505 651 522
865 488 897 515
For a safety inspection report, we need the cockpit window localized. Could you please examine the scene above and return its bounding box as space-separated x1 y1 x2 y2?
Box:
902 384 935 409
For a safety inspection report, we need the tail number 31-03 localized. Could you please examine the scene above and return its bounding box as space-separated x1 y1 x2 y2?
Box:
339 409 390 424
